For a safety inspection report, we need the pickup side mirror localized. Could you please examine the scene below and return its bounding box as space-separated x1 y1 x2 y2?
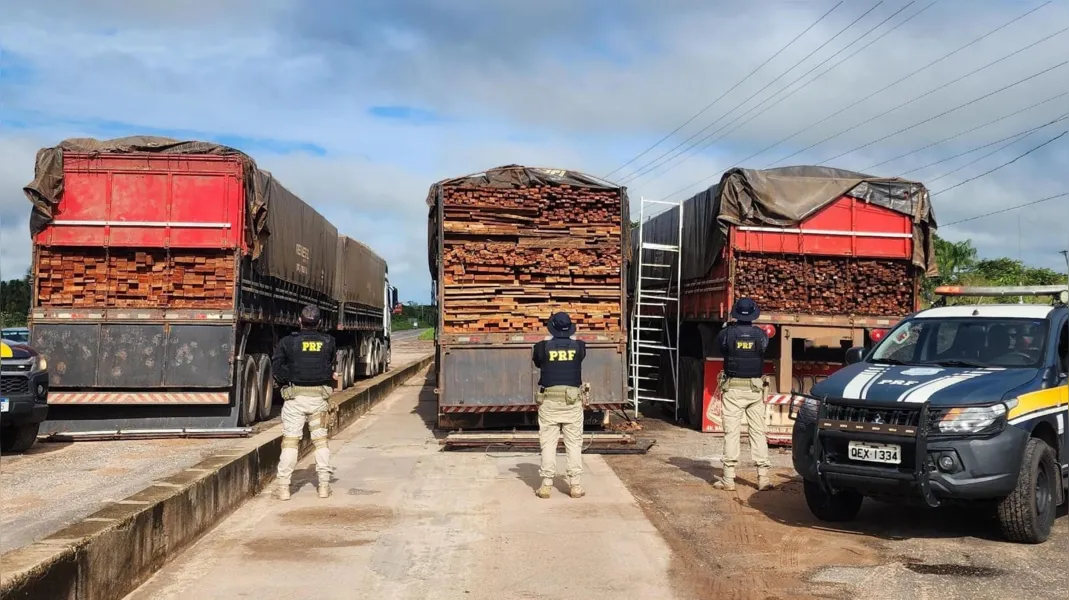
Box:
845 347 866 365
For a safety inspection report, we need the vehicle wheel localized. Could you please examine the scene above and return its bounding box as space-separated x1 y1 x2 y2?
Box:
346 348 356 386
255 353 273 422
803 479 863 522
997 437 1058 543
0 423 40 453
237 355 260 426
335 349 348 389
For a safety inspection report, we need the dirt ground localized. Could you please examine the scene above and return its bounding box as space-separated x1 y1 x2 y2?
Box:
605 413 1069 600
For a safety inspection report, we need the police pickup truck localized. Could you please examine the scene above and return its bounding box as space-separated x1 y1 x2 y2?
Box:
792 285 1069 543
1 337 49 452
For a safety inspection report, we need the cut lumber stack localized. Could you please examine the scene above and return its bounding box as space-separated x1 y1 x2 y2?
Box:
734 253 913 316
36 248 235 309
440 184 623 333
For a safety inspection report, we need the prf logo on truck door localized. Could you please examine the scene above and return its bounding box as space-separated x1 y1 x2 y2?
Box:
296 243 310 275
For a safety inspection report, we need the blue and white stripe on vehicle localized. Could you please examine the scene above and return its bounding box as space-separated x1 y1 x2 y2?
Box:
841 367 887 400
897 370 997 404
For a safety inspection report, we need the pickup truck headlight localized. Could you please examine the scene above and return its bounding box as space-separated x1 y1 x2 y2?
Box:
794 396 821 422
935 402 1011 435
33 355 48 372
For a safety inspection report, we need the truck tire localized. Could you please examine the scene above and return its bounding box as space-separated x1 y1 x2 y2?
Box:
997 437 1058 543
238 356 260 426
335 349 348 389
345 348 356 386
255 354 274 422
803 479 863 522
0 423 40 453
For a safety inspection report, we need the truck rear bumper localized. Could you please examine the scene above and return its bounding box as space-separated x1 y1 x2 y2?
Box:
48 391 230 405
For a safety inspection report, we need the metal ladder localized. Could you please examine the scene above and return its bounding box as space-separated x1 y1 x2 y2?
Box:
629 197 683 420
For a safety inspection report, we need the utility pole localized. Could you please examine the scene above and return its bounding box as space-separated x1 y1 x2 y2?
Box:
1061 250 1069 291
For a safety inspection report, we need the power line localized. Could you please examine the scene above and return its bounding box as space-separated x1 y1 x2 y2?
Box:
941 192 1069 228
600 1 844 180
656 60 1067 202
626 1 933 186
902 111 1069 177
860 89 1069 172
618 1 884 184
811 60 1067 166
782 26 1068 167
751 1 1053 168
931 129 1067 196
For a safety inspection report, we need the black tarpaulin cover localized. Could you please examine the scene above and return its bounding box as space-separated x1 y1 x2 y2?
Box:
633 166 938 284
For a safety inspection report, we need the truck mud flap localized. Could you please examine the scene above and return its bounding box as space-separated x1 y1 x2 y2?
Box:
32 322 234 388
441 431 654 454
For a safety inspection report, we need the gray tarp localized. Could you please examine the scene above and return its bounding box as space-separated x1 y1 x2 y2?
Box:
425 164 630 276
634 166 937 284
24 136 338 298
335 235 387 310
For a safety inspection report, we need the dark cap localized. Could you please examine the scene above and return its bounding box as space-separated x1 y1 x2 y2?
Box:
730 297 760 322
547 312 576 338
300 304 321 328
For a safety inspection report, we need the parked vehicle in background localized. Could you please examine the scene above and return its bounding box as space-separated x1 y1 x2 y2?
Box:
792 285 1069 543
23 136 400 434
1 327 30 343
1 337 49 452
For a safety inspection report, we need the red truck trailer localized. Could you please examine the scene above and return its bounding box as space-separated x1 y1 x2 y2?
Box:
23 136 399 434
633 166 937 444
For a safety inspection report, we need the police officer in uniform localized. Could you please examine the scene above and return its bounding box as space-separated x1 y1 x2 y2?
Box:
713 298 773 492
532 312 589 499
271 305 337 500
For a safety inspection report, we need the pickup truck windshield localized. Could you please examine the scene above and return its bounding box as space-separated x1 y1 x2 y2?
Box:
869 317 1049 369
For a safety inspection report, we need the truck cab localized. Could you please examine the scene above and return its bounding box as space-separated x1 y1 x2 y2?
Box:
792 285 1069 543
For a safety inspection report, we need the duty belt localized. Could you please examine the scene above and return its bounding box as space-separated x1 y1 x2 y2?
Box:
282 384 332 401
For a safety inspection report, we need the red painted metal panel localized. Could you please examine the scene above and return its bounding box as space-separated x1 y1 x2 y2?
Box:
733 196 912 259
681 196 917 321
36 154 245 250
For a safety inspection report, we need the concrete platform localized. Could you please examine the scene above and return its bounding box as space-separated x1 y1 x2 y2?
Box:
125 374 678 600
0 355 433 600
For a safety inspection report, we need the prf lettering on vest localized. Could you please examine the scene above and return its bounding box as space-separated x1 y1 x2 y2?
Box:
301 341 324 352
735 340 755 350
548 349 577 361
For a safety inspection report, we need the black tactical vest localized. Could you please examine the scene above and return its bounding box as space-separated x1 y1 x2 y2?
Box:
538 337 584 388
723 324 766 379
286 330 335 385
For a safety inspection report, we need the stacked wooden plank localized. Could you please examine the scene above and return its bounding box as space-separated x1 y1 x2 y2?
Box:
440 184 623 333
734 253 914 316
36 248 235 309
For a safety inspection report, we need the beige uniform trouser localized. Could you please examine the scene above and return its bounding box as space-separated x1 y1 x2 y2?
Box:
720 377 771 471
537 385 584 485
277 386 333 486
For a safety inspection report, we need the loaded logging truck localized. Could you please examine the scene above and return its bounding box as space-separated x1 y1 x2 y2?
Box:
23 137 401 436
632 166 936 443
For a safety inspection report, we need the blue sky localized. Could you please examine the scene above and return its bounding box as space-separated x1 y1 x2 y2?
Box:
1 0 1068 299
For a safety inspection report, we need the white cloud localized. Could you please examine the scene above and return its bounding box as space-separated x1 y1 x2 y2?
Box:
1 0 1068 297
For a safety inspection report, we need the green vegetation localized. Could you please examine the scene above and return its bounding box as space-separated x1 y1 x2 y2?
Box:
1 272 31 328
926 235 1066 306
391 302 437 331
418 328 435 341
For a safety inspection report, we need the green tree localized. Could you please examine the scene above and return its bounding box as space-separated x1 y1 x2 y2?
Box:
933 235 978 283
